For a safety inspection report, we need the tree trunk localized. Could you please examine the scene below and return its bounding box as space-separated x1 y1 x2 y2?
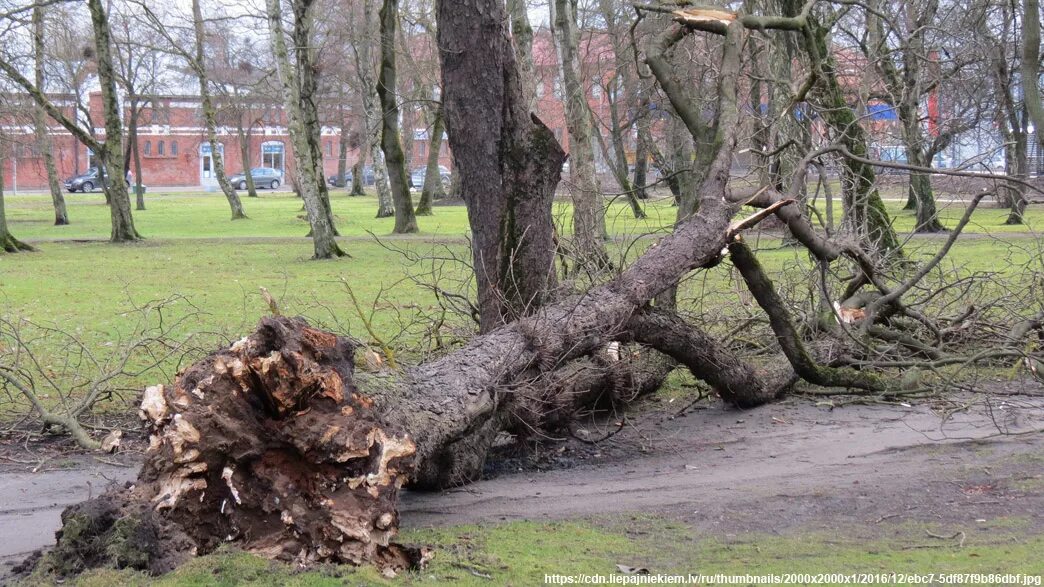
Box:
799 13 900 254
32 5 69 226
357 0 395 218
1003 121 1029 224
1023 0 1044 151
266 0 346 258
552 0 610 270
377 0 419 234
237 123 259 198
128 105 146 211
632 118 650 199
0 149 35 253
351 159 365 196
901 111 945 233
337 122 350 190
89 0 140 243
507 0 537 107
192 0 247 220
437 0 567 332
599 79 646 219
415 105 445 216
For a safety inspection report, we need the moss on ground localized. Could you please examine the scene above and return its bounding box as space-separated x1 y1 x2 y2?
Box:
26 515 1043 586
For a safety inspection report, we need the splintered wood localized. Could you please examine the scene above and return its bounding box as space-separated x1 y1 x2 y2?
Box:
47 317 430 577
672 7 737 26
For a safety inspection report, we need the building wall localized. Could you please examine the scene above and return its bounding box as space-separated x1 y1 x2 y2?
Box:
2 92 453 190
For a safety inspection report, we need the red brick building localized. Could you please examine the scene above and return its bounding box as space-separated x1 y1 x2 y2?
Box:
1 91 453 190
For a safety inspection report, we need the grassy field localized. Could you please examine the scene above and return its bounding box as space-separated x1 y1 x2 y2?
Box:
1 190 1041 397
4 190 1044 585
39 516 1044 586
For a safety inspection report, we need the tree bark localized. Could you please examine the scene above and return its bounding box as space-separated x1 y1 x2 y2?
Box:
415 105 445 216
507 0 537 107
266 0 346 258
32 5 69 226
88 0 140 243
1023 0 1044 151
798 11 901 253
127 102 146 211
357 0 395 218
337 121 350 190
437 0 567 332
377 0 419 234
192 0 247 220
552 0 610 269
0 147 35 253
237 122 260 198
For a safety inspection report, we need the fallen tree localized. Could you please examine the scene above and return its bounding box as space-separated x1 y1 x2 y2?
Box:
25 0 1044 580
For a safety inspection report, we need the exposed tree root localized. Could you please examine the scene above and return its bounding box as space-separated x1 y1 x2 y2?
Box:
39 317 429 578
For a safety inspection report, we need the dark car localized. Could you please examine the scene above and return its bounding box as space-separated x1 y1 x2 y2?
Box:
229 167 282 190
65 167 108 193
342 166 375 187
410 165 451 190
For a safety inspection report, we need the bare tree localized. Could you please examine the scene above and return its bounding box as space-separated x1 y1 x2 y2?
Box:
351 0 396 218
377 0 419 233
0 0 141 242
266 0 346 258
551 0 610 268
31 5 68 225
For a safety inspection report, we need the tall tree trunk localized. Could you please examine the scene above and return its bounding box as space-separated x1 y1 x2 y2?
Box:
88 0 140 243
237 123 259 198
351 159 365 196
32 5 69 226
551 0 609 269
507 0 537 107
1003 119 1029 224
266 0 346 258
337 121 350 190
437 0 567 332
125 103 146 211
415 105 445 216
633 114 651 199
798 12 900 254
0 144 35 253
358 0 395 218
1023 0 1044 150
192 0 247 220
594 91 645 218
377 0 419 234
901 110 944 232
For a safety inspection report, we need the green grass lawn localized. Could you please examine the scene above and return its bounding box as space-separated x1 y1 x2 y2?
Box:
2 189 1040 406
4 192 1044 585
40 516 1044 586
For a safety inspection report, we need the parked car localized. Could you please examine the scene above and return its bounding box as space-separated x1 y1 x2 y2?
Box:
343 166 376 187
328 173 348 188
64 167 108 192
410 165 451 190
229 167 282 190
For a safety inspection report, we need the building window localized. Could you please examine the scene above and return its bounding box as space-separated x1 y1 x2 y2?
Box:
171 141 178 156
535 81 545 98
591 84 602 100
144 140 152 156
326 141 332 156
158 140 165 156
418 141 426 158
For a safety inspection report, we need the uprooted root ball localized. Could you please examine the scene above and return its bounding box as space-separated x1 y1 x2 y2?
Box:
39 317 430 578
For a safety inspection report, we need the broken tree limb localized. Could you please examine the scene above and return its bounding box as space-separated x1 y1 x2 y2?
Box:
728 239 890 393
625 307 796 407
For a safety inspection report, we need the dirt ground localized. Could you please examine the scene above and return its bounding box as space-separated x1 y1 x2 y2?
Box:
2 386 1043 580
